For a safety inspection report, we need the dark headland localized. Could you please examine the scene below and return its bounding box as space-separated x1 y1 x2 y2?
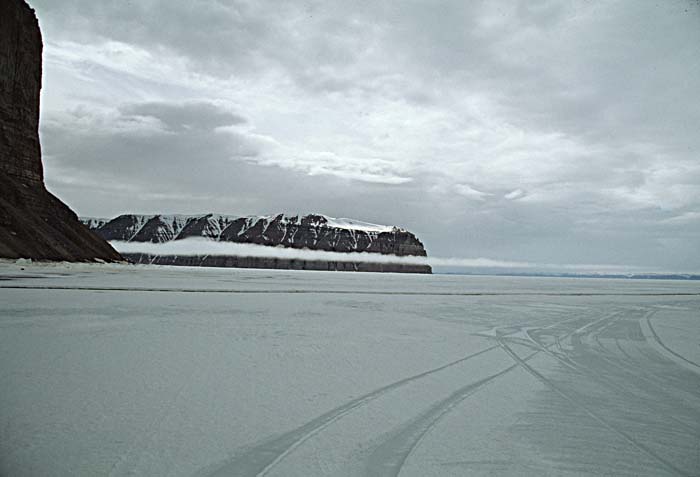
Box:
0 0 121 261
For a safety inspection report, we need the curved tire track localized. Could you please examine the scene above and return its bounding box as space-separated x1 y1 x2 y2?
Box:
364 358 536 477
644 315 700 371
363 313 605 477
205 345 499 477
498 339 691 477
523 314 700 440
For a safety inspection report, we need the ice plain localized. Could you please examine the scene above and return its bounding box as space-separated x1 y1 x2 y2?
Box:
0 262 699 476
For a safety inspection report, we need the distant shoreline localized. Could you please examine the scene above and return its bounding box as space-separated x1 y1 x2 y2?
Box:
436 271 700 281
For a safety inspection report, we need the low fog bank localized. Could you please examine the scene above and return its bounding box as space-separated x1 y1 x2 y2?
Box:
112 239 432 265
110 239 654 275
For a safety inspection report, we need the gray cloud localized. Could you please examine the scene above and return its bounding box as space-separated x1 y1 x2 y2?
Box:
119 101 247 132
30 0 700 271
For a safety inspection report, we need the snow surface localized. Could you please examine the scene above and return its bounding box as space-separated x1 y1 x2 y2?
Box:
80 217 109 229
321 216 396 233
1 262 699 476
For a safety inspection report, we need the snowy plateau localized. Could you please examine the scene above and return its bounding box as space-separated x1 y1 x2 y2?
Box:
1 262 699 476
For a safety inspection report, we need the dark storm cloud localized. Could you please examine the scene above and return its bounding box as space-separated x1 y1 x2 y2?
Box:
119 101 247 132
41 101 261 189
29 0 700 271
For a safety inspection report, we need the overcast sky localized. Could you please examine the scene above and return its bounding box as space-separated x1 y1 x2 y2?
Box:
30 0 700 271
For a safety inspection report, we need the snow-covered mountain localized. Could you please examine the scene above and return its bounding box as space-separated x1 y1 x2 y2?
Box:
80 217 110 230
81 213 428 257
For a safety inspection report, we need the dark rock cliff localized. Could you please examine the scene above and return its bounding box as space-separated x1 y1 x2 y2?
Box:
122 253 431 274
83 213 432 273
0 0 122 261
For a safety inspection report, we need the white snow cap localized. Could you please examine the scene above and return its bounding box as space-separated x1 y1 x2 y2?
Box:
321 216 397 233
245 214 400 233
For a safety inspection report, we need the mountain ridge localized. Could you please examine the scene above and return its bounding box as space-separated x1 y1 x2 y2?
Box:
82 213 431 273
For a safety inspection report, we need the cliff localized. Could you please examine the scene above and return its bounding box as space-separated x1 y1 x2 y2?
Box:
83 213 432 273
0 0 122 261
122 253 431 274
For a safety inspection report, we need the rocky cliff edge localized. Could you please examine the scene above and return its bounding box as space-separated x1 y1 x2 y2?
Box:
0 0 122 261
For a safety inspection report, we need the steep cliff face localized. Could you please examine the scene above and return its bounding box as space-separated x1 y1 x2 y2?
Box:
83 213 432 273
0 0 43 187
0 0 122 261
122 253 431 274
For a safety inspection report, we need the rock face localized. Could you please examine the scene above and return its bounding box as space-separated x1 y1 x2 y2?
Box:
0 0 122 261
122 253 430 274
83 213 432 273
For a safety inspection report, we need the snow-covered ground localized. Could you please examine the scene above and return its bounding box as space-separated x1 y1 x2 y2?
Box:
1 262 698 476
